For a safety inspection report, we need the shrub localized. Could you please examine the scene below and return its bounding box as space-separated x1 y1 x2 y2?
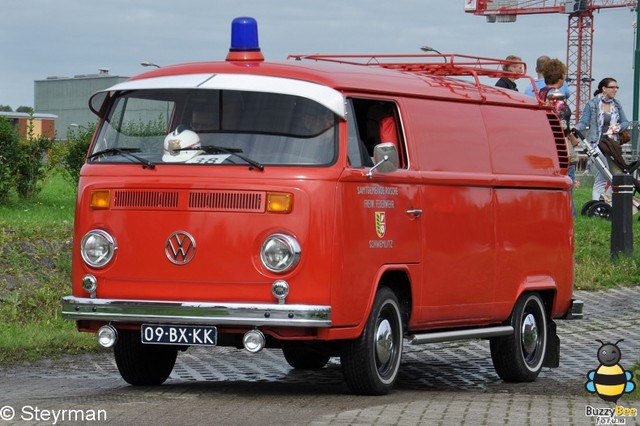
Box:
61 124 94 189
15 134 54 200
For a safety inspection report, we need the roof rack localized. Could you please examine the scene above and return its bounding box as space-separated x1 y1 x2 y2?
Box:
287 53 537 103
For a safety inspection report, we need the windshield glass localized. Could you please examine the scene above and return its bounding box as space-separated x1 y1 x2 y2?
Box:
89 89 338 166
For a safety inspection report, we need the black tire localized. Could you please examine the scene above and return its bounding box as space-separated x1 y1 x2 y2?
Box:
341 286 403 395
282 346 330 370
490 292 548 382
113 330 178 385
580 200 599 216
586 201 612 220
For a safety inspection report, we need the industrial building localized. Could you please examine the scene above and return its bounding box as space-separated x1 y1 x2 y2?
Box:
34 69 128 139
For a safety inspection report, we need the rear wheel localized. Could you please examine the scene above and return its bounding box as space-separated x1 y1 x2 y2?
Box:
490 293 548 382
341 286 403 395
113 330 178 385
580 200 599 216
586 201 612 220
282 346 330 370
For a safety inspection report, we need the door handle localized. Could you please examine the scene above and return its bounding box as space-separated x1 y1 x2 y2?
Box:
406 209 422 218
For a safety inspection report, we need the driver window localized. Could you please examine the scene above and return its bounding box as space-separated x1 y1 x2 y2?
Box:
347 98 405 169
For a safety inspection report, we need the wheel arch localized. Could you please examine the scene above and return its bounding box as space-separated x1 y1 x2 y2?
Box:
513 279 557 320
377 268 412 329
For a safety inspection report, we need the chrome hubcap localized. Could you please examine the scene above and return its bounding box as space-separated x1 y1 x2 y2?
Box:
521 313 538 356
375 319 393 365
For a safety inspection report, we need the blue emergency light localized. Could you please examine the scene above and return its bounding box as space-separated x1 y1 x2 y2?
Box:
230 17 260 52
226 17 264 61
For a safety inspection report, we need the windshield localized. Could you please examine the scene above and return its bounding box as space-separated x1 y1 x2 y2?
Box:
89 89 338 166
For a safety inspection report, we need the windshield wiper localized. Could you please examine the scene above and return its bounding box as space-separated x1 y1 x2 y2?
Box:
87 148 155 169
179 145 264 171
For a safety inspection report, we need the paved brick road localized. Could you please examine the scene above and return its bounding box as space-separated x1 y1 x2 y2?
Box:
0 287 638 425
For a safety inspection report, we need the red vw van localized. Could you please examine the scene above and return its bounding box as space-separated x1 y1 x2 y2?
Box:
62 17 582 395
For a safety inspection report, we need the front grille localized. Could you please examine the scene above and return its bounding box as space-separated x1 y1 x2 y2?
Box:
113 190 179 208
111 189 265 212
189 191 264 212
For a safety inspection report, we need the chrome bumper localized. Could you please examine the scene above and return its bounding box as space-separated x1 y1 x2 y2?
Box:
61 296 332 327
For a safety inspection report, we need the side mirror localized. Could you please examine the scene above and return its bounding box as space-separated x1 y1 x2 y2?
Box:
367 143 399 177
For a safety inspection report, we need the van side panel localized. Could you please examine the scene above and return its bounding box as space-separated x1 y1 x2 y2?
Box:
485 105 562 176
402 98 498 327
481 105 574 317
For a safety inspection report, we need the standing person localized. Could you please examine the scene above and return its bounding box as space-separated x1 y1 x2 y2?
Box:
524 55 572 99
538 58 579 215
495 55 523 91
575 78 630 201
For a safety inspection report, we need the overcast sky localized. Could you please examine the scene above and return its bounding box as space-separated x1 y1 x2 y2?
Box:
1 1 637 114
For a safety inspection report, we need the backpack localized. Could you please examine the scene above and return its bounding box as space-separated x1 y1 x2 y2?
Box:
539 87 571 136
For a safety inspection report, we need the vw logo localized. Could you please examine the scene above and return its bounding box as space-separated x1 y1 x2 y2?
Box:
165 231 196 265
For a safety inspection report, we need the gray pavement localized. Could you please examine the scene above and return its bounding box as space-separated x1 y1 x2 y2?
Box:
0 287 639 425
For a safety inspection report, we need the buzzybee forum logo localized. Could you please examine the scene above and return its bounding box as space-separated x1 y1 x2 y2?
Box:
584 339 638 424
585 339 635 403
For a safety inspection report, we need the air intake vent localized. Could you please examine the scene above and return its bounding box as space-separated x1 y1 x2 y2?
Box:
546 112 569 172
189 191 264 212
114 190 179 208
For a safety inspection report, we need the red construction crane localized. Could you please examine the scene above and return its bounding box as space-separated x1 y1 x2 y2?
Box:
465 0 637 121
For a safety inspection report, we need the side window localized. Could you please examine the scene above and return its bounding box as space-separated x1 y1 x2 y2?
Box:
346 102 370 168
346 98 405 169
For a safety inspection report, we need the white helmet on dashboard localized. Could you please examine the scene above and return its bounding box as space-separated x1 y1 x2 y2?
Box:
163 128 202 162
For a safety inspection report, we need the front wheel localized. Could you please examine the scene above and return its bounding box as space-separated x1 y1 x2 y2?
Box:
490 292 548 382
113 330 178 385
341 286 403 395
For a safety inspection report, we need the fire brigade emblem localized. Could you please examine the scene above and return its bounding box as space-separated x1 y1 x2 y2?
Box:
375 212 386 238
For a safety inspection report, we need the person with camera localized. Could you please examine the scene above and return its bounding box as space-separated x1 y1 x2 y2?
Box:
538 59 579 215
576 78 630 201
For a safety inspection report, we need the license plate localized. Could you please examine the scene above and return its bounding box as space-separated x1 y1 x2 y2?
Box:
141 324 217 346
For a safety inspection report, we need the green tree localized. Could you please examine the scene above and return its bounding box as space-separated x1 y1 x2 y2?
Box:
0 117 19 203
0 105 13 112
16 106 34 114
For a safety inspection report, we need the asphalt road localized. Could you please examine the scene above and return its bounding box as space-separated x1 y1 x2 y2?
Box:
1 287 639 425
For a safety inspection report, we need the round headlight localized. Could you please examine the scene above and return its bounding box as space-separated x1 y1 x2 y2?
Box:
260 233 301 273
80 230 116 268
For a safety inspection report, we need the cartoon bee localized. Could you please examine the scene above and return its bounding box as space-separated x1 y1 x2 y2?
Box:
585 339 636 403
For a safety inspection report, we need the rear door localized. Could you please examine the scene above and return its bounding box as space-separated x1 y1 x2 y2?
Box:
404 98 497 327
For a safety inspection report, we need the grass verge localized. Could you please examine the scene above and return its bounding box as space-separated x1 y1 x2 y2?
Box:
0 319 97 365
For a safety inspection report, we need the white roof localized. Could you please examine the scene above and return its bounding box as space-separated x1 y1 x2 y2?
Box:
0 111 57 119
91 73 346 118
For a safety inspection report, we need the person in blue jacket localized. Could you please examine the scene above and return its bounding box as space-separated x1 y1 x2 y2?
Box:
576 77 630 200
524 55 571 99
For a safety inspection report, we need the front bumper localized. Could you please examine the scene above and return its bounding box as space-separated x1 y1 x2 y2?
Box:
61 296 332 327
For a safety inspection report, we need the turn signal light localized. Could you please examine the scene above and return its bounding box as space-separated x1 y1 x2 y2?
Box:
266 192 293 213
90 190 111 209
